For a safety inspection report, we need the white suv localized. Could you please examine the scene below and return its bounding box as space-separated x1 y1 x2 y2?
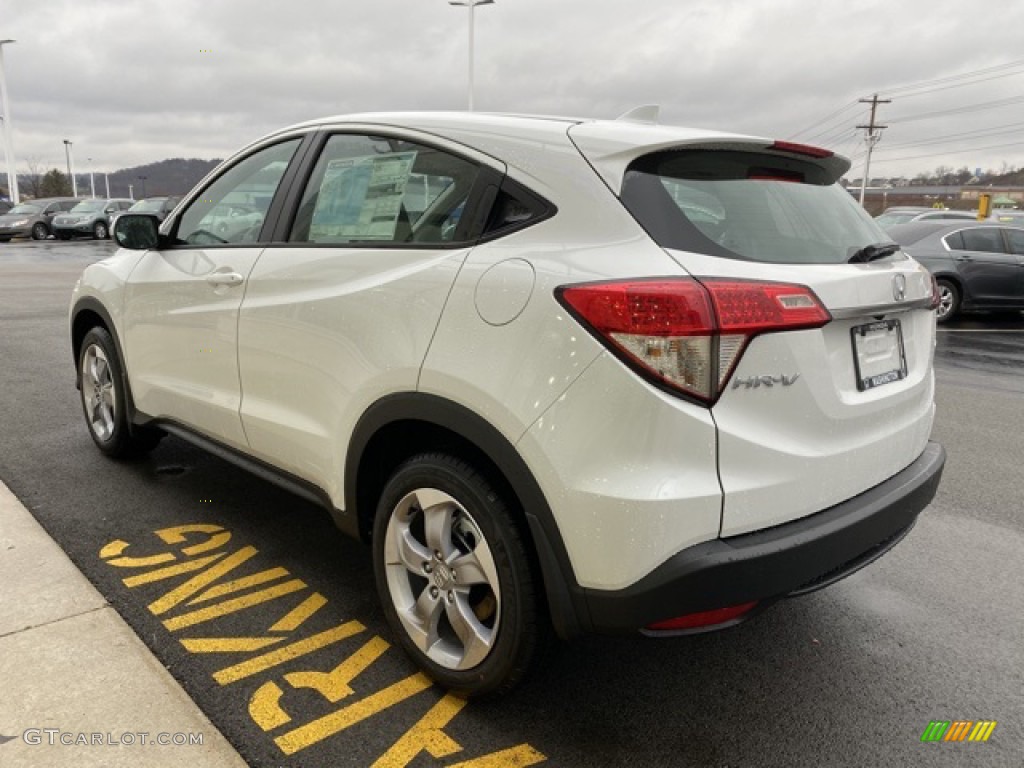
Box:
71 112 946 696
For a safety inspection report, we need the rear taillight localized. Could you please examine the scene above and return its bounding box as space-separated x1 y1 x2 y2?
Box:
928 274 941 311
557 278 831 405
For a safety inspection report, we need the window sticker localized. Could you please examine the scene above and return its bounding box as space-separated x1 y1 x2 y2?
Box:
309 151 417 241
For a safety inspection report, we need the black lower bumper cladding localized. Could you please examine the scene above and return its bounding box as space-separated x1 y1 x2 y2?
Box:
585 442 946 631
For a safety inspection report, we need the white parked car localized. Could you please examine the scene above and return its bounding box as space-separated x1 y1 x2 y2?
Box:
71 111 946 696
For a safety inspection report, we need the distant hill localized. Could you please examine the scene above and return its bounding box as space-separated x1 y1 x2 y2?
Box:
72 158 222 199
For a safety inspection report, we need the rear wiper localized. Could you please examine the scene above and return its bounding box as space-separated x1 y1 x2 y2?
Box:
848 242 901 263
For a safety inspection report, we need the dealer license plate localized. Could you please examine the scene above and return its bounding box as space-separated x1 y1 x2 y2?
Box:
851 319 907 391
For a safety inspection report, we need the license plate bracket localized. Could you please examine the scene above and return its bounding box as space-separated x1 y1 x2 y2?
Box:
851 319 907 391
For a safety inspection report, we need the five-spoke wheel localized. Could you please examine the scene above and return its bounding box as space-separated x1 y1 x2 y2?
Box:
77 327 163 457
373 454 539 697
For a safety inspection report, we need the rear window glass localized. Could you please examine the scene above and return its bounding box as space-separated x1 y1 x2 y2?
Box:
621 150 890 264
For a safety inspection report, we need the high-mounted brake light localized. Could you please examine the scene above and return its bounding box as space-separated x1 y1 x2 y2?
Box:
557 278 831 405
769 140 834 159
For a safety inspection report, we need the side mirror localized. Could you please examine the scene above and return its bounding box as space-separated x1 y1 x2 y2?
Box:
114 213 160 250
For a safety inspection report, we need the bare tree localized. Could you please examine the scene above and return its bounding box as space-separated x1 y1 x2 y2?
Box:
22 155 45 198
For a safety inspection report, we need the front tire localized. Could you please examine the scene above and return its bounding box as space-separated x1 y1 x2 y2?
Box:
372 453 539 697
936 278 960 323
31 222 49 240
93 221 109 239
78 327 163 458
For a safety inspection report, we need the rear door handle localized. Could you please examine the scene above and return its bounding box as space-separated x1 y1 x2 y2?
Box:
206 271 244 287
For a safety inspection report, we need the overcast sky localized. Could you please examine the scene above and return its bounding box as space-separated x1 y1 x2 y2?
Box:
3 0 1024 182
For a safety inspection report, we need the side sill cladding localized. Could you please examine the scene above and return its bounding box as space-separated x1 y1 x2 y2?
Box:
346 392 590 639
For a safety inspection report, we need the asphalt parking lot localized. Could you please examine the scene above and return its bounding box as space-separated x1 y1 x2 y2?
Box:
1 238 1022 767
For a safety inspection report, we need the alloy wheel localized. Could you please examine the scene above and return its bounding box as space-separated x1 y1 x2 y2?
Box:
383 487 501 671
80 343 118 442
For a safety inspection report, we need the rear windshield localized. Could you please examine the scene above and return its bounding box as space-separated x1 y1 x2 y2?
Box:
621 150 890 264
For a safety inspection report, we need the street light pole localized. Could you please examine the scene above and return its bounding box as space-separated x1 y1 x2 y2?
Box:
63 139 77 197
0 39 19 204
88 157 95 198
448 0 493 111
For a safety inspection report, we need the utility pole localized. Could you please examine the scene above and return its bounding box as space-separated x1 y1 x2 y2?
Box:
857 93 890 207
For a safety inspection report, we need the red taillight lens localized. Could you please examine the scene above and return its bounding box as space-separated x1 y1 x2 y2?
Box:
557 278 830 404
647 601 759 631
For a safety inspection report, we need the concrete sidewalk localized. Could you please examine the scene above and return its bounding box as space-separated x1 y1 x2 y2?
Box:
0 479 248 768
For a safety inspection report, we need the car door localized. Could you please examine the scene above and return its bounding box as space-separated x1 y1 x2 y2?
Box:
121 137 305 449
236 129 502 496
948 226 1020 305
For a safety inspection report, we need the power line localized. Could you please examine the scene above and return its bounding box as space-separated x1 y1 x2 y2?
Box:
870 139 1024 165
788 100 860 140
886 93 1024 125
875 121 1024 152
890 67 1024 100
881 58 1024 97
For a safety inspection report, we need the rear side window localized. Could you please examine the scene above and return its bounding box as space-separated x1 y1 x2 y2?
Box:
959 228 1005 253
621 150 888 264
288 133 480 245
1005 228 1024 255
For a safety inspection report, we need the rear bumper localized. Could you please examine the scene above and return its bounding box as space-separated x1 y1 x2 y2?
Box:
584 441 945 631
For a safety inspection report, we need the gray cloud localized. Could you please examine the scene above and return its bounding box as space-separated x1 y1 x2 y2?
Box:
2 0 1023 179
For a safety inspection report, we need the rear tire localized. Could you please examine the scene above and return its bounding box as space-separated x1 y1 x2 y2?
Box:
936 279 960 323
78 327 163 458
372 453 540 698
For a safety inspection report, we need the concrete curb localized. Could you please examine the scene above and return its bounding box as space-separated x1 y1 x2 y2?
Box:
0 479 249 767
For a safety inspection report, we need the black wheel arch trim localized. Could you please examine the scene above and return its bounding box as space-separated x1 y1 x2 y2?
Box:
70 296 148 439
346 392 590 638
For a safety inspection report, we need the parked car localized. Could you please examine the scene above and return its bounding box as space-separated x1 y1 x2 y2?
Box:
0 200 12 214
200 202 265 241
108 196 182 235
73 111 945 696
0 197 82 241
53 198 135 240
874 206 976 231
988 208 1024 223
888 219 1024 322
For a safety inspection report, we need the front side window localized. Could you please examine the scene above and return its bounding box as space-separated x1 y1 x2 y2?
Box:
174 138 301 246
622 150 890 264
288 133 480 245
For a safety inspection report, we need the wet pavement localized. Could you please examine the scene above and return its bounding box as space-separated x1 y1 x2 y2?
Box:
1 238 1021 767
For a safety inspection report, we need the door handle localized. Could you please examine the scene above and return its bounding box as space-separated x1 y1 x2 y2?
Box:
206 271 244 287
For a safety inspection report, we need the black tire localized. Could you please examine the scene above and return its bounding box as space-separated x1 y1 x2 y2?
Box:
31 222 49 240
77 327 163 458
93 221 109 240
0 236 10 243
936 278 960 323
372 453 540 698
